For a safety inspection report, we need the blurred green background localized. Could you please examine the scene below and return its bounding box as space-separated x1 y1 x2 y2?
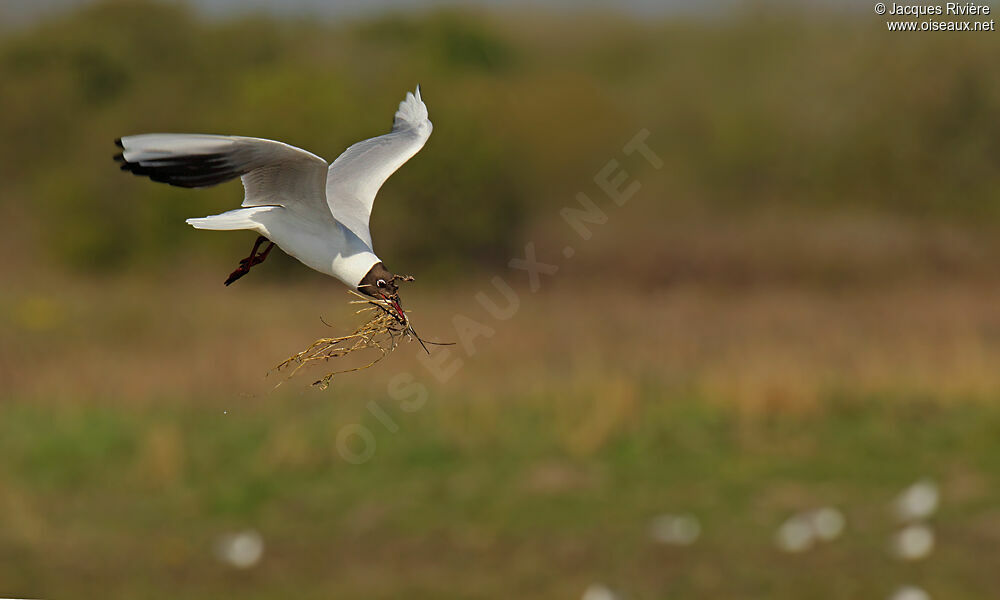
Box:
2 1 999 598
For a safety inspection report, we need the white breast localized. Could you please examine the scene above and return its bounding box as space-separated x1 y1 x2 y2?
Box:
255 207 379 288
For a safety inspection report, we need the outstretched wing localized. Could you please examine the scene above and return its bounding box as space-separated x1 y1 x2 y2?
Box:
325 86 433 249
115 134 330 217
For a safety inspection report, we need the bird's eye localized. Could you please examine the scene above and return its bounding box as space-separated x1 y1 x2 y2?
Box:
376 279 386 288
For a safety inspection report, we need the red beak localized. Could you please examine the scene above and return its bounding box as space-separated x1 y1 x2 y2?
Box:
381 294 405 321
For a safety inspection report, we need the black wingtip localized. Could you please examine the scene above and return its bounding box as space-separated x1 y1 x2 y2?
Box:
112 150 240 188
114 137 123 148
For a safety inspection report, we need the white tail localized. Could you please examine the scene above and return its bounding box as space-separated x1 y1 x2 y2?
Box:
185 206 278 232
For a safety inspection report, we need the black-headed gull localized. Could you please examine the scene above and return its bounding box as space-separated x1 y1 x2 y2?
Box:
114 86 432 320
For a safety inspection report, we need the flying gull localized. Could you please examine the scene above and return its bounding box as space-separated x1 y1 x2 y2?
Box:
114 86 432 320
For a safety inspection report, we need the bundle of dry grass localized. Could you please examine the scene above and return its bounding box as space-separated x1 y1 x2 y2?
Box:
272 291 431 389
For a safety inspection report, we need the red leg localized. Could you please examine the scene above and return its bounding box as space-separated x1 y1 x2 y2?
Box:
248 241 275 266
238 236 267 267
225 236 272 286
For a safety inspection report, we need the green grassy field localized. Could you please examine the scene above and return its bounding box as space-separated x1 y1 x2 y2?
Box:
1 377 998 599
3 265 999 599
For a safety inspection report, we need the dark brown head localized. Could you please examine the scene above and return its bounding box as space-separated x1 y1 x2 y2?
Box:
357 262 407 320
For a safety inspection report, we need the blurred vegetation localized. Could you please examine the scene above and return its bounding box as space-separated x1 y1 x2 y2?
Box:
1 1 999 276
2 394 999 599
2 5 999 598
3 275 1000 599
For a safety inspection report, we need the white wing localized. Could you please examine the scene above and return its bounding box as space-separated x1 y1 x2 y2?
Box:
325 86 433 249
116 134 330 218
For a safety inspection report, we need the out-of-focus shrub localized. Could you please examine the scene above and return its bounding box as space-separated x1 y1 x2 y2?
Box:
2 2 999 275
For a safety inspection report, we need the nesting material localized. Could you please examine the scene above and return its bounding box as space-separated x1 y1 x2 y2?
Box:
273 291 425 389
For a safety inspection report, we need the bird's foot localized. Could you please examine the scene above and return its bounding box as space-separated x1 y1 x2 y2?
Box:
237 255 264 269
224 238 275 286
224 265 250 286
